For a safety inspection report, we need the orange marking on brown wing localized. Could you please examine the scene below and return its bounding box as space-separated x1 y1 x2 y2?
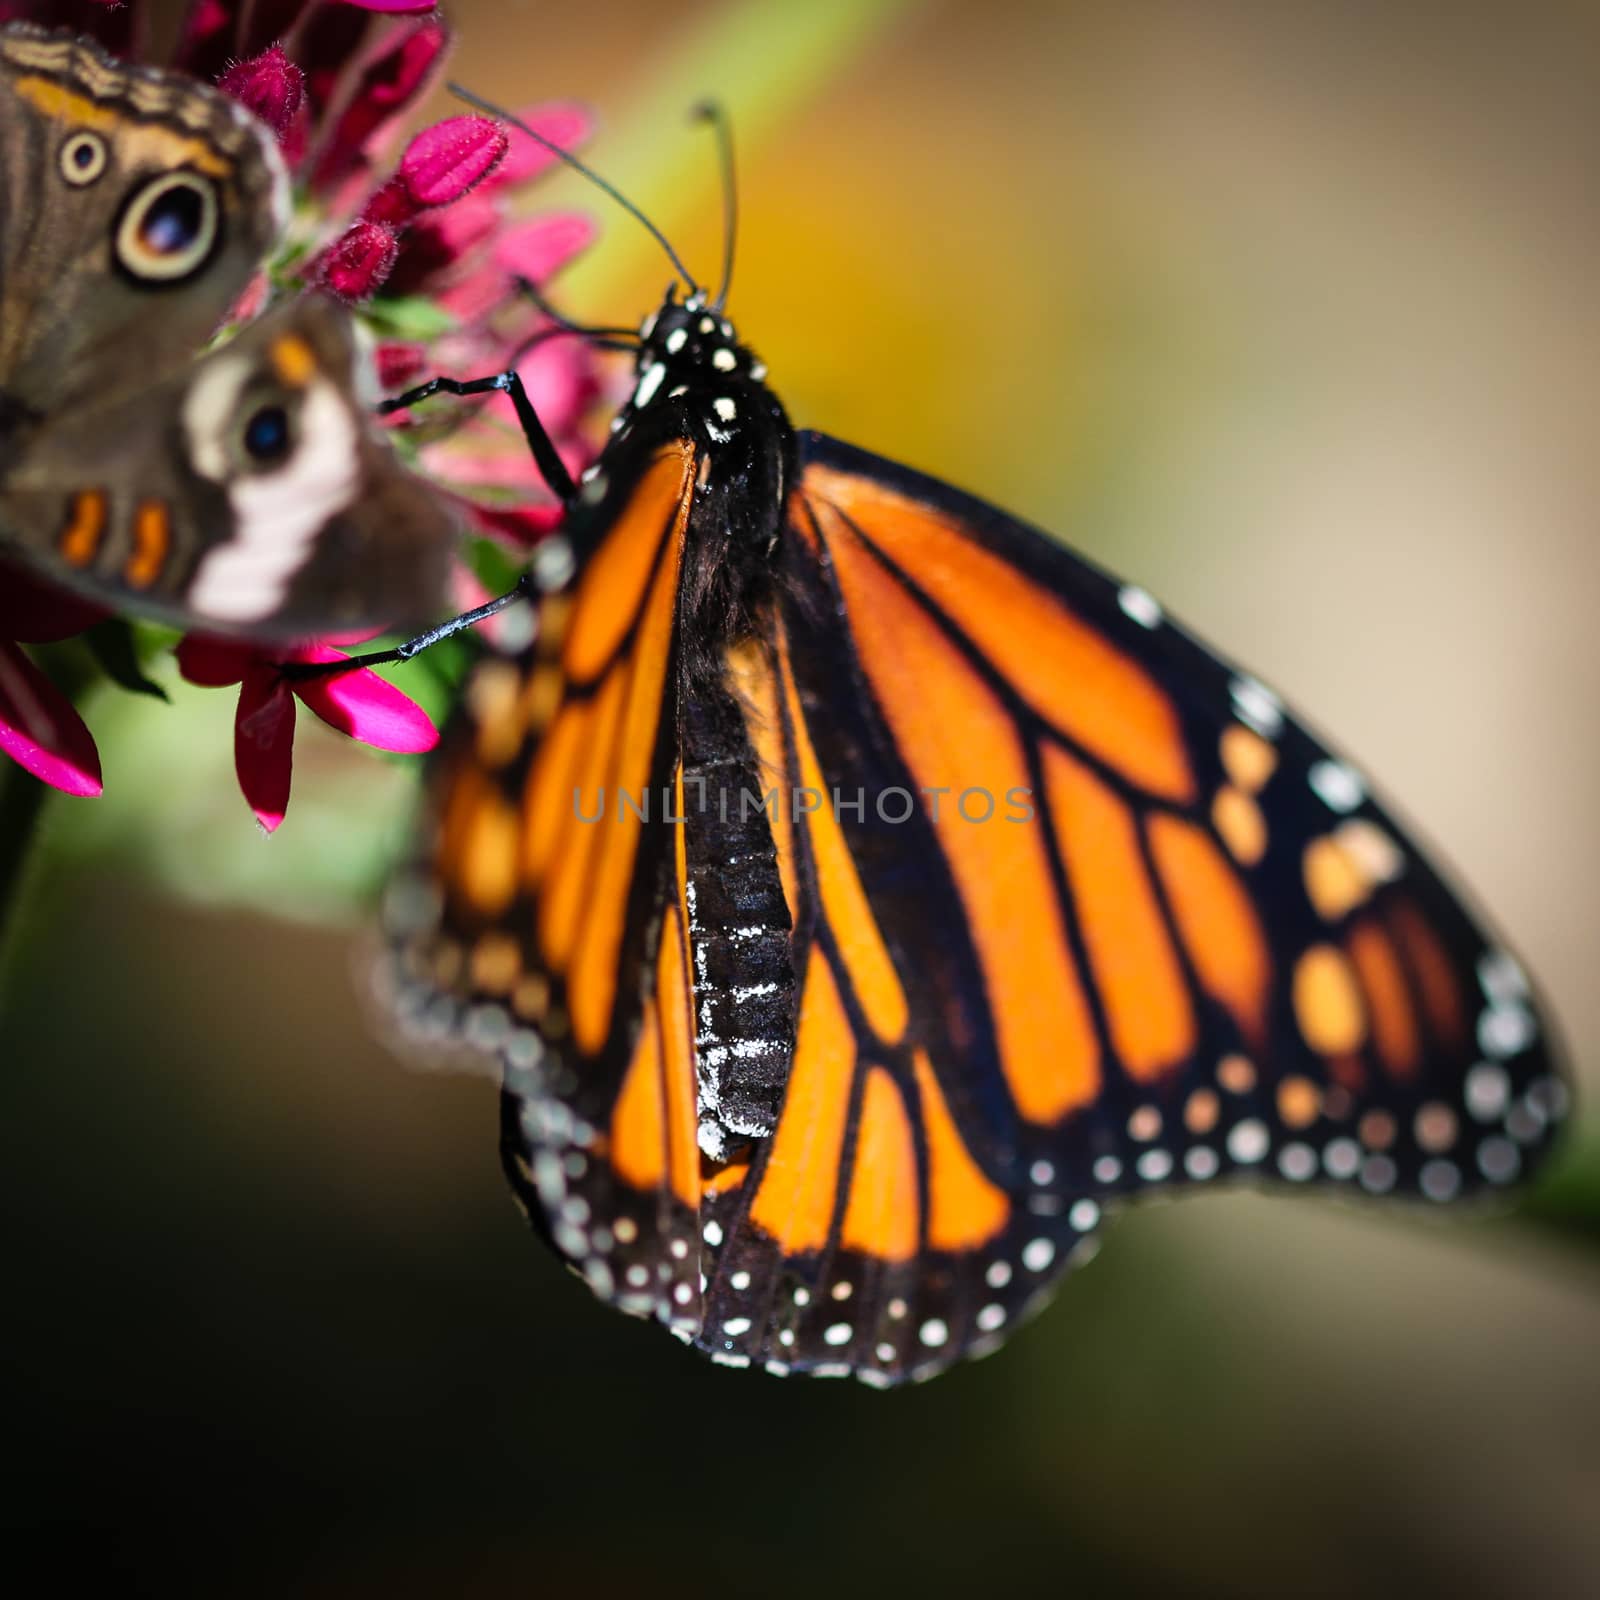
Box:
725 637 800 922
538 663 628 973
840 1066 919 1263
1148 813 1271 1048
520 695 591 888
912 1050 1009 1252
563 444 693 686
1292 945 1367 1056
1347 918 1421 1077
815 504 1100 1123
566 503 686 1056
437 763 517 918
748 953 855 1254
1388 899 1468 1050
1044 743 1195 1080
457 792 521 919
57 489 107 569
657 775 701 1208
775 634 908 1046
123 500 171 590
804 467 1194 802
785 490 822 555
610 996 666 1190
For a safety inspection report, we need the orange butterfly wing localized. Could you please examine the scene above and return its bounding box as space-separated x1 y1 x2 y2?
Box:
385 427 1566 1386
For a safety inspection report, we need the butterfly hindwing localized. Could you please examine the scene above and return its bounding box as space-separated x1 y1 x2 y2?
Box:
1 295 456 635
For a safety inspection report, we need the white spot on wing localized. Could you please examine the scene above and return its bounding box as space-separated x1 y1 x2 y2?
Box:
1230 676 1283 738
1308 759 1365 814
1117 585 1162 628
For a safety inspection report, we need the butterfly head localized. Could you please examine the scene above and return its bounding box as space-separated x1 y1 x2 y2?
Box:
620 287 772 445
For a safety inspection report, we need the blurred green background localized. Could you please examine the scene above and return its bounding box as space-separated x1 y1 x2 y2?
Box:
3 1 1598 1592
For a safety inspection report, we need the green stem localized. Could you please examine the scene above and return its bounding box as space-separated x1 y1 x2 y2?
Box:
0 640 100 974
0 758 50 963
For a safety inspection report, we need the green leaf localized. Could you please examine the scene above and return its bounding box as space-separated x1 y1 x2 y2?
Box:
362 295 460 343
84 620 169 702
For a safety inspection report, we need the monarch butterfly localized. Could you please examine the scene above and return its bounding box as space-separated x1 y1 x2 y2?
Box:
379 104 1568 1386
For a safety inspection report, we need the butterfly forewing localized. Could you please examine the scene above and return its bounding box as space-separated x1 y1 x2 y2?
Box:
782 432 1565 1212
389 437 716 1325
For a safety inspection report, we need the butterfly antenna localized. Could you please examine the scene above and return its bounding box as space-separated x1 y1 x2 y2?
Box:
515 276 640 347
692 101 738 310
448 83 701 297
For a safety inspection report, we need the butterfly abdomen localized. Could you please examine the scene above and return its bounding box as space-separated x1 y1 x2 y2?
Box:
681 676 796 1161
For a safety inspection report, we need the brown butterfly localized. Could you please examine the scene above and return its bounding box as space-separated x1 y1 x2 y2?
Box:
0 23 455 638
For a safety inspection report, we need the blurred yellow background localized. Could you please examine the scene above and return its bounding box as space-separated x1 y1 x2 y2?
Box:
3 1 1597 1592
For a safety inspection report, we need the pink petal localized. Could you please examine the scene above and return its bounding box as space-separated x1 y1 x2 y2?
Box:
469 503 564 550
434 262 516 325
398 115 508 208
488 102 594 190
0 639 102 798
315 218 400 301
218 45 305 139
0 559 104 643
384 195 500 294
235 663 297 833
494 211 597 286
340 1 441 11
176 634 252 688
292 648 438 753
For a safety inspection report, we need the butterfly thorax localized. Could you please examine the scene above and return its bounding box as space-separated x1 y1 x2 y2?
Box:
591 289 794 676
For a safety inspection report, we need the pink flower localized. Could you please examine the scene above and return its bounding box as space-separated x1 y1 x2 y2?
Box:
0 562 105 798
194 5 602 545
177 635 437 833
216 44 303 137
0 2 602 824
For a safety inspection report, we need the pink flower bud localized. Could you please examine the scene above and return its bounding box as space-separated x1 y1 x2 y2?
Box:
316 219 400 301
398 115 508 208
218 45 305 139
360 176 418 229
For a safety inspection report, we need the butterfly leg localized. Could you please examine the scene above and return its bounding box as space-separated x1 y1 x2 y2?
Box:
287 373 580 680
284 580 539 679
379 370 576 505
